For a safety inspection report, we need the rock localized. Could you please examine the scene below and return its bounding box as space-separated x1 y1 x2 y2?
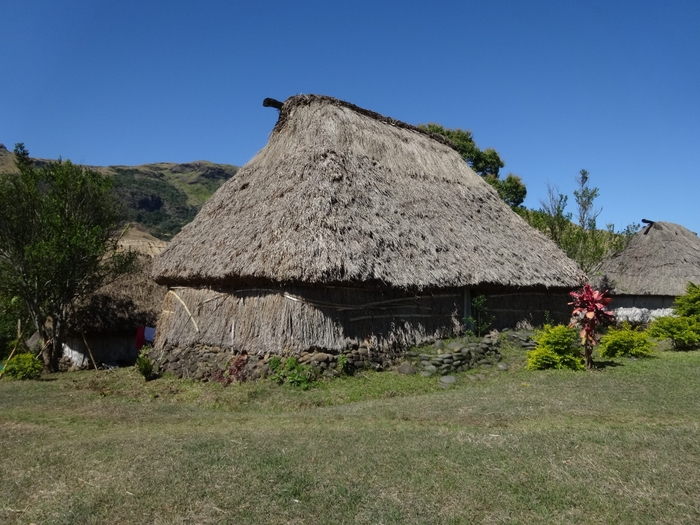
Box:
405 351 418 357
397 363 416 375
497 362 509 371
311 352 330 362
423 364 437 373
475 374 486 380
420 371 433 377
434 340 444 350
439 375 457 384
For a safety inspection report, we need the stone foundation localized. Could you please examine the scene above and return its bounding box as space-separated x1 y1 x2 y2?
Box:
149 331 504 381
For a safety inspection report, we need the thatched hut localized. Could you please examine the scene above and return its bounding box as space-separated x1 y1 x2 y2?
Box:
151 94 583 366
62 226 168 367
593 221 700 311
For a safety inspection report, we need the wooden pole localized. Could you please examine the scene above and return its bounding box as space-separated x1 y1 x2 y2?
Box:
80 330 99 371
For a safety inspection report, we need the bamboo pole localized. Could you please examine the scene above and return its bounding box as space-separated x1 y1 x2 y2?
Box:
168 290 199 332
80 330 99 371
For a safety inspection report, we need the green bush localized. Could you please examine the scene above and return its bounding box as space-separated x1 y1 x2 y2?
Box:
527 324 584 371
270 357 318 390
673 282 700 318
135 346 155 379
3 352 43 380
647 316 700 350
599 323 653 358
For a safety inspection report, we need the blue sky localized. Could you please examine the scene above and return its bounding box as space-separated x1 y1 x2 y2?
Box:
2 0 699 233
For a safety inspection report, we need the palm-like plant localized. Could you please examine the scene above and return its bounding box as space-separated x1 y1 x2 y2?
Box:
569 284 615 368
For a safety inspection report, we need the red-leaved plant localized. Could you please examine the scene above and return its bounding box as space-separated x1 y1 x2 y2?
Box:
569 284 615 369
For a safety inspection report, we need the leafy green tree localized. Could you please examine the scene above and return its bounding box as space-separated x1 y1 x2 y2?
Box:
522 170 638 273
485 173 528 209
0 144 135 372
420 123 527 209
673 282 700 318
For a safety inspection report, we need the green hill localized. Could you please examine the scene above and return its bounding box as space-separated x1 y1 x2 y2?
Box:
0 143 238 240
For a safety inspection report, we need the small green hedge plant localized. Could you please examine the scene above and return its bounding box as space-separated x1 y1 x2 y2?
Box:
598 323 653 358
3 352 43 380
527 324 584 371
673 282 700 318
269 356 318 390
135 346 155 380
647 316 700 350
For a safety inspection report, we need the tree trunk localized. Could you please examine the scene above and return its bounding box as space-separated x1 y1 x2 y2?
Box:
585 345 594 370
39 318 64 373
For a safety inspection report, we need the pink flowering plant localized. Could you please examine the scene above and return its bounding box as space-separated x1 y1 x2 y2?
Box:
568 284 615 369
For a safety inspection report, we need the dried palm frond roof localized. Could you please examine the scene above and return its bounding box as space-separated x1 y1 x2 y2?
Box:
153 94 583 291
594 221 700 296
116 224 168 257
72 227 168 333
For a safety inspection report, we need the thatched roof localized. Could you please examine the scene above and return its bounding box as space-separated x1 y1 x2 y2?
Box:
594 221 700 296
72 227 168 333
116 224 168 257
153 94 583 291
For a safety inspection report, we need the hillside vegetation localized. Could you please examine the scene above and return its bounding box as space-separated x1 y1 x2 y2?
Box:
0 144 238 240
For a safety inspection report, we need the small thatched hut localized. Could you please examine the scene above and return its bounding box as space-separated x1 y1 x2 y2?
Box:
593 221 700 310
62 226 168 367
151 95 583 363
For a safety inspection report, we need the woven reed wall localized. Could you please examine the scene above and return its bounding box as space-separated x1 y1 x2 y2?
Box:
479 289 573 328
155 285 464 355
154 284 574 355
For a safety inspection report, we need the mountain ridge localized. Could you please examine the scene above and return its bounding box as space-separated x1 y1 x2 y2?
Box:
0 143 239 240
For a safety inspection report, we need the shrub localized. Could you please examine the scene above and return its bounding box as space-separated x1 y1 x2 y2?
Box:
211 354 248 386
598 323 653 358
464 294 496 337
568 284 615 368
3 352 43 380
647 316 700 350
673 282 700 318
527 324 584 371
336 354 350 375
270 356 318 390
135 346 155 380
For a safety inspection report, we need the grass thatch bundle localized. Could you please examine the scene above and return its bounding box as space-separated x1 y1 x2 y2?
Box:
594 221 700 297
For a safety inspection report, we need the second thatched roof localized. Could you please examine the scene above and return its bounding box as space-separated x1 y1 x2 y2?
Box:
594 221 700 296
153 94 583 291
72 227 168 333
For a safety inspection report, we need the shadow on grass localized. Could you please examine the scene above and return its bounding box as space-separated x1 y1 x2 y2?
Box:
591 359 624 370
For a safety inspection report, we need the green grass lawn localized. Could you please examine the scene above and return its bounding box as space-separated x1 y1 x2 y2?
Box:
2 345 700 524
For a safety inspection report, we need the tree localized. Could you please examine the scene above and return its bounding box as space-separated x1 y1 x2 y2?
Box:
485 173 528 209
521 170 638 273
0 144 135 372
420 123 527 209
